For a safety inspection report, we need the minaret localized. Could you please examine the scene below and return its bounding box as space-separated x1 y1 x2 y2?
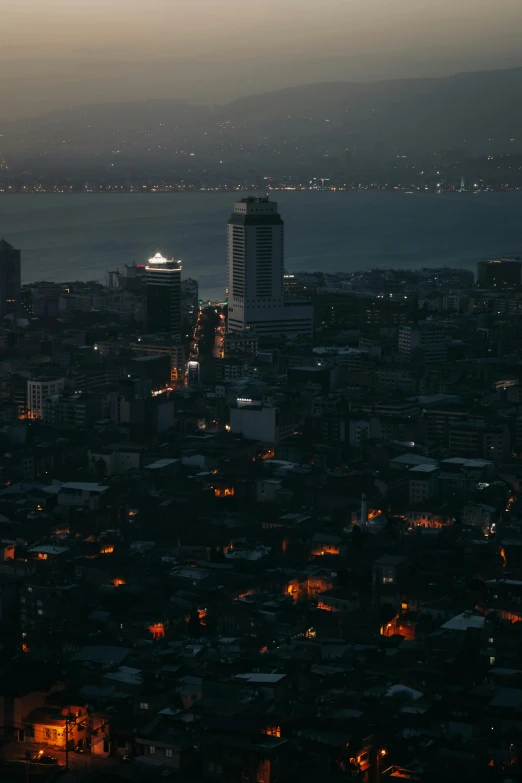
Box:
360 493 368 527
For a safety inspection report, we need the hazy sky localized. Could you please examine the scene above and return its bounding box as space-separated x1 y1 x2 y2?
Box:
3 0 522 117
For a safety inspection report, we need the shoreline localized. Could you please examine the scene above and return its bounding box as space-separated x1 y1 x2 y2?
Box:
1 188 522 196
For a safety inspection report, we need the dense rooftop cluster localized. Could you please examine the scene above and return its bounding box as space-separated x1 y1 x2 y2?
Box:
2 254 522 782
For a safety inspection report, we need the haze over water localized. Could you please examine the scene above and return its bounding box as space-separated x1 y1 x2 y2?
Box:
1 191 521 300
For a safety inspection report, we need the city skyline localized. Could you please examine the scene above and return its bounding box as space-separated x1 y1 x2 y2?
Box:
2 3 522 779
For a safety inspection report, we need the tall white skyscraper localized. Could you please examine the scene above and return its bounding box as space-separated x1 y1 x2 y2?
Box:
227 197 312 336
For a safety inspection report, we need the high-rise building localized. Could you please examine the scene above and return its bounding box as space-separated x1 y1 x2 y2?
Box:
145 253 182 336
0 238 21 318
227 197 313 336
187 360 200 386
477 257 522 288
181 278 199 328
398 324 448 364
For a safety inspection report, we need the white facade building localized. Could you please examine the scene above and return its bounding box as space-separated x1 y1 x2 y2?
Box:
56 481 109 511
27 377 65 419
230 405 279 444
227 197 313 337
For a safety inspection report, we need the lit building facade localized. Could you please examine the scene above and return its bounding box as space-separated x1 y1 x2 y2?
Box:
145 253 182 336
27 377 65 420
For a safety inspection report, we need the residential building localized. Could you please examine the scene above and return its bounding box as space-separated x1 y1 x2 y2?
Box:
20 581 78 634
88 446 142 477
439 457 494 498
348 418 370 449
223 330 259 358
313 293 415 331
372 555 408 586
43 392 103 428
56 482 109 510
424 404 470 442
409 464 439 504
27 377 65 420
230 404 291 445
448 422 511 462
398 324 448 364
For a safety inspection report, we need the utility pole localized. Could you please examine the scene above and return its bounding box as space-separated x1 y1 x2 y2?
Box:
65 715 70 772
65 711 90 771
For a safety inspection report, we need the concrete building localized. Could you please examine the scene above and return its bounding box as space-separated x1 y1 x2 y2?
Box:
313 292 415 330
56 482 109 510
88 447 142 477
220 359 246 382
0 238 21 318
477 257 522 289
27 377 65 420
24 281 65 318
409 464 439 505
181 277 199 327
131 339 185 383
227 197 312 336
424 404 470 442
439 457 493 497
287 365 339 394
20 580 76 634
145 253 182 336
448 422 511 462
223 330 259 358
230 404 292 445
398 324 448 364
372 555 408 586
443 295 468 312
348 418 370 449
128 354 171 390
43 392 103 428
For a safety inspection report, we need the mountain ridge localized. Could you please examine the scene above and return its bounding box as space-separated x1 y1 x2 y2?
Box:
6 64 522 125
2 65 522 178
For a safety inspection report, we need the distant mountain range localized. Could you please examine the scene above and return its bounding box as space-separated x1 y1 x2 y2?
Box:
2 66 522 179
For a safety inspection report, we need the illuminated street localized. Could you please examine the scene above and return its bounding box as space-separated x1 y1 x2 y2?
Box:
0 742 146 782
213 312 226 358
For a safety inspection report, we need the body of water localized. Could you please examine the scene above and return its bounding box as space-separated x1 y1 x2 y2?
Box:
1 191 521 299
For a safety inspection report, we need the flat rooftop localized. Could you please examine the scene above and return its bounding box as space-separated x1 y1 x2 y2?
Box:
235 673 286 684
410 464 439 474
442 612 485 631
